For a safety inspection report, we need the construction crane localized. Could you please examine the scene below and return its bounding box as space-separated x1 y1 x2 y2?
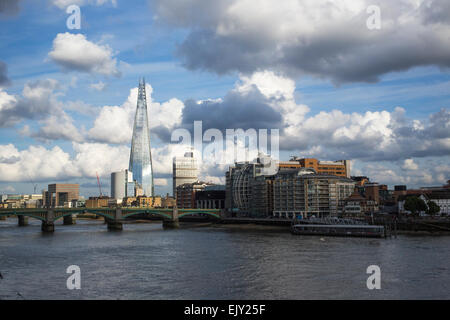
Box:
96 172 103 197
27 174 38 194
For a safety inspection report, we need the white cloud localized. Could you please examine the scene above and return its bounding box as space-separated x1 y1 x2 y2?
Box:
32 113 85 142
155 0 450 83
0 79 64 127
0 142 129 182
0 144 77 182
48 33 120 76
0 89 18 126
88 83 184 144
402 158 419 171
89 81 106 91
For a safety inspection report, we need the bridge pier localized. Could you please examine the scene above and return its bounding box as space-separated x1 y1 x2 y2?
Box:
63 215 76 225
42 210 55 233
106 208 123 231
163 207 179 229
162 219 179 229
107 220 123 231
18 215 29 226
41 221 54 232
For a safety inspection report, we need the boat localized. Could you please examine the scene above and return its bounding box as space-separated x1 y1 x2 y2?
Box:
291 223 385 238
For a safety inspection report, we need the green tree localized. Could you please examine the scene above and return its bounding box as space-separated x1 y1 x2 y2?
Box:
426 200 440 216
404 196 427 216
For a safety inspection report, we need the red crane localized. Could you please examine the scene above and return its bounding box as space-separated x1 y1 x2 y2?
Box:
96 172 103 197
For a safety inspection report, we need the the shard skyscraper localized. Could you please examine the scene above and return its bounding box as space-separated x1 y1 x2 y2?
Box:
129 78 154 196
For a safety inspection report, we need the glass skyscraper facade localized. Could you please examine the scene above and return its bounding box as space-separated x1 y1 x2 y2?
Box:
129 78 154 196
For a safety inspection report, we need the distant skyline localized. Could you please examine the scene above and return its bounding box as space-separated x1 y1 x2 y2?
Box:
0 0 449 197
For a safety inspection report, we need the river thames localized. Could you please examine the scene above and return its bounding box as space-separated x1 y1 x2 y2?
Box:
0 218 449 300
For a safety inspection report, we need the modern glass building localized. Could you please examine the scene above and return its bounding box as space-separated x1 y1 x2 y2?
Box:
129 78 154 197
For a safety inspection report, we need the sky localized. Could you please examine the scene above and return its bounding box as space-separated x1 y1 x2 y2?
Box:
0 0 449 197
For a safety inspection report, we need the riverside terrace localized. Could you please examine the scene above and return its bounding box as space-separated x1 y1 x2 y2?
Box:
0 207 221 232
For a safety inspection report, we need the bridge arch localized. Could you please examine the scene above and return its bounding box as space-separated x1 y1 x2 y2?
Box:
0 211 46 221
122 210 172 220
178 210 221 219
81 210 116 220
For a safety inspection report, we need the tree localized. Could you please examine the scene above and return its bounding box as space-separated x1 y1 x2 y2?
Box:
426 200 440 216
404 196 427 216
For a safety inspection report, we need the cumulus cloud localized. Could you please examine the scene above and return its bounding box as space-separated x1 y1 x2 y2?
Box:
357 158 449 187
0 79 64 127
0 79 86 142
176 71 450 164
31 114 85 142
0 142 129 182
153 0 450 83
0 89 18 126
88 83 184 144
402 159 419 171
48 33 121 77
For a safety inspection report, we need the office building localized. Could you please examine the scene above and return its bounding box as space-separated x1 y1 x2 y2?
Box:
129 78 154 197
43 184 79 208
176 181 214 209
173 151 198 197
111 169 134 201
195 185 226 209
279 157 351 178
85 197 109 208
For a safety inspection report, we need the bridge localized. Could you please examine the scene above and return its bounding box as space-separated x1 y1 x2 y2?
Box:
0 207 222 232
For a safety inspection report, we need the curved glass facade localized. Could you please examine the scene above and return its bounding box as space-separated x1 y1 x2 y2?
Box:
129 78 154 196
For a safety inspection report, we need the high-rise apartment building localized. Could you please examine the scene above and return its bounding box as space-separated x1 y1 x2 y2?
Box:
129 78 154 197
272 169 355 218
173 151 198 197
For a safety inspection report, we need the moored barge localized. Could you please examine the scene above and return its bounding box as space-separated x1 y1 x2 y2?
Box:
291 224 385 238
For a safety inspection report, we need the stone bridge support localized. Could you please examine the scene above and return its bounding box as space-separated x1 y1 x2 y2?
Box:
107 208 123 231
163 207 179 229
41 210 55 232
63 214 76 225
18 215 28 226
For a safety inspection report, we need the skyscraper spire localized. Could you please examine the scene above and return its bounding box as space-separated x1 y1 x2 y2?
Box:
129 78 154 196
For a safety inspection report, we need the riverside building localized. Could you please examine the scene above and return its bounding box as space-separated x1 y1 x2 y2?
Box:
225 155 355 218
279 157 351 178
271 169 355 219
